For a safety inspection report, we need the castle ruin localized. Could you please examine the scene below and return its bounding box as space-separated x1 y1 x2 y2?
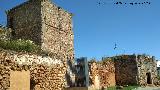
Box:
0 0 159 90
0 0 74 90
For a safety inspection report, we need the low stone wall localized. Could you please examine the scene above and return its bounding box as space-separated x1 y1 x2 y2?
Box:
0 49 67 90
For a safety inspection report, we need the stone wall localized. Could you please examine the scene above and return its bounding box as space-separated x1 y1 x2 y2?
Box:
41 0 74 62
89 59 115 89
0 49 67 90
114 55 157 86
7 0 74 62
88 55 158 88
89 62 99 88
98 59 115 87
7 0 75 87
114 55 139 86
7 0 42 44
0 27 12 40
137 55 157 86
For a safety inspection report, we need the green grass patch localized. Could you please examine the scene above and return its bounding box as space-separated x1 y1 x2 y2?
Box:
107 86 116 90
0 39 41 53
107 85 139 90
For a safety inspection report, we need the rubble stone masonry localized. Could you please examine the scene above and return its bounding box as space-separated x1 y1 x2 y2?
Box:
4 0 74 90
0 49 67 90
7 0 74 62
89 55 157 88
0 27 12 40
89 59 115 89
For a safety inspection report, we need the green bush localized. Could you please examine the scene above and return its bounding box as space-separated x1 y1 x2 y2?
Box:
0 39 41 53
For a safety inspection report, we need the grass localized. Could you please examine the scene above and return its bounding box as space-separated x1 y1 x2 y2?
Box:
106 85 139 90
0 39 41 53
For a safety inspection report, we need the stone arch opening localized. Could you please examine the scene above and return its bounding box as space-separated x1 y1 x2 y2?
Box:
146 72 152 84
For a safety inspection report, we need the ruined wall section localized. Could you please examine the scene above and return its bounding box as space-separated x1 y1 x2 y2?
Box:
137 55 157 86
7 0 74 62
0 49 67 90
89 62 99 88
7 0 42 45
114 55 139 86
41 1 74 62
98 59 115 87
89 59 115 88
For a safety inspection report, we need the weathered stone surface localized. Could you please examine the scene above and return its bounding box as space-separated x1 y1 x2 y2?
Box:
88 55 157 88
2 0 75 89
0 27 12 40
114 55 138 85
0 49 67 90
89 59 115 89
7 0 74 62
136 55 157 86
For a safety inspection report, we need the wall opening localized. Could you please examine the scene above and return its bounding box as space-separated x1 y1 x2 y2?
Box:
146 72 152 84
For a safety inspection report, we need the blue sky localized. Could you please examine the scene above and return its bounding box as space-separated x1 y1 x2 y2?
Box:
0 0 160 60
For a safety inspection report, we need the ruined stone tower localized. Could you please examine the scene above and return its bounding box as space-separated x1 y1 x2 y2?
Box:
7 0 74 62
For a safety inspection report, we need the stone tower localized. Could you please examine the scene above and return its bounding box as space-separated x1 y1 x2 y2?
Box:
7 0 74 62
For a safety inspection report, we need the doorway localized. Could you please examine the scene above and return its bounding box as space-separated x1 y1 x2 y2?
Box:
146 72 152 84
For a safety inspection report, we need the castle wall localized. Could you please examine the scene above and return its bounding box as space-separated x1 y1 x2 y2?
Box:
98 60 115 87
41 1 74 62
137 55 157 86
88 55 157 87
7 0 74 62
114 55 139 85
5 0 75 89
89 59 115 89
7 0 42 45
0 49 67 90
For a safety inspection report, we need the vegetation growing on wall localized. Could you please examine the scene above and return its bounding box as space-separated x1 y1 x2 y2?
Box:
0 39 41 53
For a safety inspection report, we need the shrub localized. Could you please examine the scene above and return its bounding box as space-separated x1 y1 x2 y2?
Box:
0 39 41 53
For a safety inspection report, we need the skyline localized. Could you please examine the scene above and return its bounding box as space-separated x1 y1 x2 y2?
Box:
0 0 160 60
